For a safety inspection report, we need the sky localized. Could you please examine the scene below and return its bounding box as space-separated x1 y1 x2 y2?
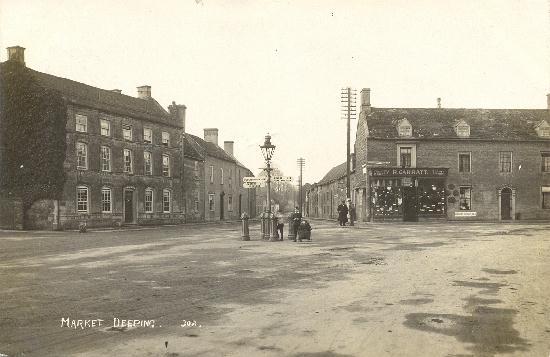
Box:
1 0 549 184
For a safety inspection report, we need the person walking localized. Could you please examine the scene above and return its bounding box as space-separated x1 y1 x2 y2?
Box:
292 207 302 241
275 210 284 240
337 200 348 226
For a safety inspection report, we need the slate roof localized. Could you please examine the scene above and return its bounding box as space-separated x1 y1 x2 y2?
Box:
184 135 205 161
2 62 181 128
187 134 237 163
318 161 350 185
366 108 550 140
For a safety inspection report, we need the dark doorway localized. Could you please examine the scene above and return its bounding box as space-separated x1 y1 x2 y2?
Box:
501 188 512 220
220 192 225 220
238 194 242 217
124 189 134 223
402 186 418 222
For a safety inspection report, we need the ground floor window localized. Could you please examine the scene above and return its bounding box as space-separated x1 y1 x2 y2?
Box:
228 194 233 211
163 190 171 213
145 189 153 213
194 192 200 212
101 187 112 213
209 193 215 211
77 186 89 213
542 187 550 209
459 186 472 210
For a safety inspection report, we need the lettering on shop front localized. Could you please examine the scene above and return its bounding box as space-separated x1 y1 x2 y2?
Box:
369 168 448 177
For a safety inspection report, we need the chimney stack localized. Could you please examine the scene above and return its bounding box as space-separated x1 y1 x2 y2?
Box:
224 141 234 156
204 128 219 146
137 85 151 99
169 101 187 131
360 88 371 111
6 46 25 66
437 97 442 108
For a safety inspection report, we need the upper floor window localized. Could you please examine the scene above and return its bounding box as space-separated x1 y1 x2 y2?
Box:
163 189 171 213
194 191 200 211
123 125 132 141
210 166 214 183
499 152 512 173
100 119 110 136
397 118 412 137
77 186 89 213
458 152 471 173
540 128 550 137
220 168 224 184
209 193 215 211
162 132 170 146
228 169 232 188
162 155 170 177
399 147 412 168
542 153 550 172
101 187 112 213
124 149 133 173
144 151 153 175
101 146 111 172
144 128 153 143
75 114 87 133
76 142 88 170
145 188 154 213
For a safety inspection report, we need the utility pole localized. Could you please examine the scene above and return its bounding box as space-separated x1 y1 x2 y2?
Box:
297 158 305 214
341 87 357 199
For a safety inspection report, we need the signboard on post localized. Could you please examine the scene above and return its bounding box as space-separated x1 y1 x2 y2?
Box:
243 177 266 183
243 182 259 188
272 176 292 182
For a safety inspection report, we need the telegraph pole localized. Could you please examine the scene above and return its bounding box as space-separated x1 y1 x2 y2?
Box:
341 87 357 199
297 158 305 214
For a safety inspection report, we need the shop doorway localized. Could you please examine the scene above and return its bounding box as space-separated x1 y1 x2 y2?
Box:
500 187 512 220
124 189 134 223
219 192 225 220
402 186 418 222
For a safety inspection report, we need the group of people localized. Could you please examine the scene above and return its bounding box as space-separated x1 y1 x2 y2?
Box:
337 199 355 226
274 207 302 241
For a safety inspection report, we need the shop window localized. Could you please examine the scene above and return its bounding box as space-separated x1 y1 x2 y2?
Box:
459 187 472 210
542 153 550 172
417 180 446 215
499 152 512 173
458 153 471 173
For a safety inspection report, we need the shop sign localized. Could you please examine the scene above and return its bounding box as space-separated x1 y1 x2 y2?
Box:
455 211 477 217
369 167 448 177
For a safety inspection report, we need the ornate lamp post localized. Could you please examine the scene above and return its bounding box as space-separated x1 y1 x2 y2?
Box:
260 134 278 241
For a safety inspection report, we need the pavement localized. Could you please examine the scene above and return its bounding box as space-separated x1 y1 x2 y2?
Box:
0 221 549 357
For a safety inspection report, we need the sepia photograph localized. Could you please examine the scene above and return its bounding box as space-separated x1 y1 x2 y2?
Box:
0 1 549 356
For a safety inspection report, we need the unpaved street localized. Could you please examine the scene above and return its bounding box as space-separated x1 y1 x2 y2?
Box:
1 221 549 357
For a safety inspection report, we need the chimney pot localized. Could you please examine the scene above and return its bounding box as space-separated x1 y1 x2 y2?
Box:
6 46 25 66
224 141 234 156
137 85 151 99
204 128 219 146
169 102 187 131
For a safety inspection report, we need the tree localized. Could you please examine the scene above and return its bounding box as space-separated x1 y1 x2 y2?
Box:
0 61 68 228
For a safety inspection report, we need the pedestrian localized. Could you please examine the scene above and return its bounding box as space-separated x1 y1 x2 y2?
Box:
275 209 284 240
292 207 302 241
337 200 348 226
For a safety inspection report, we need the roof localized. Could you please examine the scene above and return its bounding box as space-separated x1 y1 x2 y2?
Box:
184 135 205 161
366 108 550 140
2 62 181 128
318 161 349 185
187 134 237 163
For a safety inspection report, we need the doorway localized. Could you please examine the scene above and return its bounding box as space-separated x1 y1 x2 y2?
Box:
500 187 512 220
402 186 418 222
124 189 134 223
238 194 242 217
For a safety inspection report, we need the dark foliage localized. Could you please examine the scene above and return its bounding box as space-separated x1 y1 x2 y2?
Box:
0 61 67 223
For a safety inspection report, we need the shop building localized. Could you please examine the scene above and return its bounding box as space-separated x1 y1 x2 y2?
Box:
354 88 550 222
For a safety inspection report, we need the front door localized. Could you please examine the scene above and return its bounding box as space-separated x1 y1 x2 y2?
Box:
238 194 242 217
124 189 134 223
501 188 512 220
220 192 225 220
402 186 418 222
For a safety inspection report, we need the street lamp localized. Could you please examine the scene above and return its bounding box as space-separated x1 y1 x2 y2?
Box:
260 133 278 241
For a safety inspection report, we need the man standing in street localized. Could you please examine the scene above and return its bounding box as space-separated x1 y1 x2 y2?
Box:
337 200 348 226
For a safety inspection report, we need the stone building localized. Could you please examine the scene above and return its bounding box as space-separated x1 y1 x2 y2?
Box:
187 129 256 221
1 46 188 229
353 88 550 222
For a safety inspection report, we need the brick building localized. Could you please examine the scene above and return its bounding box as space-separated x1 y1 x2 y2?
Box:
353 88 550 222
186 129 256 221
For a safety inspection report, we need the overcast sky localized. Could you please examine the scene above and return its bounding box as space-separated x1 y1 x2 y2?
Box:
1 0 549 183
